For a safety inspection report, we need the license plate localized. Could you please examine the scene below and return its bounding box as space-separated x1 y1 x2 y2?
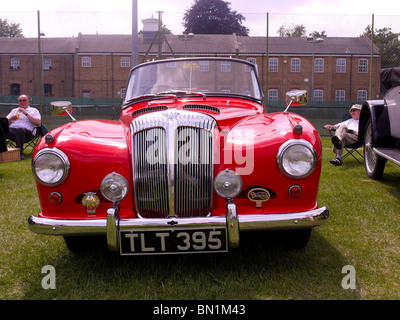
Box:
119 227 228 255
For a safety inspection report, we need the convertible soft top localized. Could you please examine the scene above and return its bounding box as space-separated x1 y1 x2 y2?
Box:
380 67 400 89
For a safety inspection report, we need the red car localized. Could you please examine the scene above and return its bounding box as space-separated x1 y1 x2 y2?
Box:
28 57 328 255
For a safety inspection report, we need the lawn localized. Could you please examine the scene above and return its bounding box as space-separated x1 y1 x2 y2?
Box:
0 137 399 300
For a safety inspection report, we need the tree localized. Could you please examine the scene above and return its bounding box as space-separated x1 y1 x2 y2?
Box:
183 0 249 36
361 25 400 69
0 18 24 37
277 24 306 37
309 30 327 38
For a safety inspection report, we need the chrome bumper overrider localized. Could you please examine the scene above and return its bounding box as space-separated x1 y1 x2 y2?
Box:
28 205 329 251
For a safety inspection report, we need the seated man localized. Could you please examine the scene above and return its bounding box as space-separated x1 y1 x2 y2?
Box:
5 94 41 160
324 104 361 166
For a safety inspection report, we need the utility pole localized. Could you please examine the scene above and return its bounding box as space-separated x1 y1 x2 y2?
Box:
132 0 138 67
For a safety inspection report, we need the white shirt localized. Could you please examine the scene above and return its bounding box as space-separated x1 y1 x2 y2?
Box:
7 106 41 132
336 118 359 134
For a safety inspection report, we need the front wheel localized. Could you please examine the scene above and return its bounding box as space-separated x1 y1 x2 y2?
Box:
364 118 387 180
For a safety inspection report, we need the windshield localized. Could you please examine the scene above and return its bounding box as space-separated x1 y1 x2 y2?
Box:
124 58 263 103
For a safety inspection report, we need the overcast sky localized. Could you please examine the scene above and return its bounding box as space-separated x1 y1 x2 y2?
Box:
1 0 398 37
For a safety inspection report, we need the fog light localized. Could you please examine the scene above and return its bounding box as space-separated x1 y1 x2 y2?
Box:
101 172 129 203
214 169 243 199
288 185 302 198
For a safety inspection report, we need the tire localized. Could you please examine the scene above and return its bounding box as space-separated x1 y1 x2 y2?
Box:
364 118 387 180
63 236 106 254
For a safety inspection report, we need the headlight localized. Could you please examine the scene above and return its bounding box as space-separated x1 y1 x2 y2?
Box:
214 169 243 199
101 172 129 203
32 148 70 186
277 139 317 178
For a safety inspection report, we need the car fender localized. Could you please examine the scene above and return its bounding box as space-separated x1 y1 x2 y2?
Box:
360 100 393 147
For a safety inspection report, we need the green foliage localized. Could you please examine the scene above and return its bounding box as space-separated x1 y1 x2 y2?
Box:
183 0 249 36
0 18 24 37
361 25 400 69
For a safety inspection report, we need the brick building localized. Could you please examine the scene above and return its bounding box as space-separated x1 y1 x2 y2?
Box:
0 32 380 102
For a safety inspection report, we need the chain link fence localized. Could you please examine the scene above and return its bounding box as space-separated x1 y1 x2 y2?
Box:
1 11 399 134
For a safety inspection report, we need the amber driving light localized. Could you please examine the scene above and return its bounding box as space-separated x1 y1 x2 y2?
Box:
100 172 129 203
214 169 243 199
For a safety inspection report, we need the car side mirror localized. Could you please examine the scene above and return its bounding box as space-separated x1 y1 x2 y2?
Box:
284 90 308 113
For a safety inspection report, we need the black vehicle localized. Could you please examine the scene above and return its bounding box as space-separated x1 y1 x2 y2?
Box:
359 67 400 179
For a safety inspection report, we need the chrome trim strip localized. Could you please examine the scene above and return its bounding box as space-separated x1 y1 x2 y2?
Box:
226 201 239 248
28 206 329 249
28 215 106 236
106 206 119 252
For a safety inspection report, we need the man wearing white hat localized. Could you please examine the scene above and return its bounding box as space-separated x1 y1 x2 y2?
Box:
324 104 361 166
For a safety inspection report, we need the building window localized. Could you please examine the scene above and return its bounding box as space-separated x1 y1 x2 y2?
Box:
121 57 130 68
357 90 367 102
269 58 278 72
358 59 368 73
335 90 346 101
313 89 323 101
314 58 324 73
120 88 126 99
291 58 300 72
336 59 346 73
221 61 231 72
10 57 20 70
246 58 256 72
43 58 52 70
82 91 91 98
10 83 20 96
81 57 91 67
44 84 53 96
268 89 278 101
199 61 209 71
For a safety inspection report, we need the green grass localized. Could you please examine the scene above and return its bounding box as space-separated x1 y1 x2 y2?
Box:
0 137 399 300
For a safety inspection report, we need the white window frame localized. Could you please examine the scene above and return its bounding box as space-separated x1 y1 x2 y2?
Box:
336 58 346 73
357 90 367 102
313 89 323 101
314 58 324 73
199 61 209 71
358 59 368 73
10 57 20 70
81 57 92 68
269 58 278 72
120 88 126 99
246 58 256 72
268 89 278 101
291 58 300 72
221 61 231 72
43 58 52 70
121 57 130 68
335 90 346 101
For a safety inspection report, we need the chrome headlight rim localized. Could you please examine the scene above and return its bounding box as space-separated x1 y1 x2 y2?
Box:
277 139 317 179
32 148 70 186
100 172 129 203
214 169 243 199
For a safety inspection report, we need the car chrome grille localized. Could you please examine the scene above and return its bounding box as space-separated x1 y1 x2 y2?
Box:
131 109 216 218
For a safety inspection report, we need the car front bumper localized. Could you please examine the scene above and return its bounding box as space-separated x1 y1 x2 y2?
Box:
28 203 329 251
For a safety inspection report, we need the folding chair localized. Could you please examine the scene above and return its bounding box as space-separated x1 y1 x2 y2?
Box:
6 124 49 156
327 114 364 164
